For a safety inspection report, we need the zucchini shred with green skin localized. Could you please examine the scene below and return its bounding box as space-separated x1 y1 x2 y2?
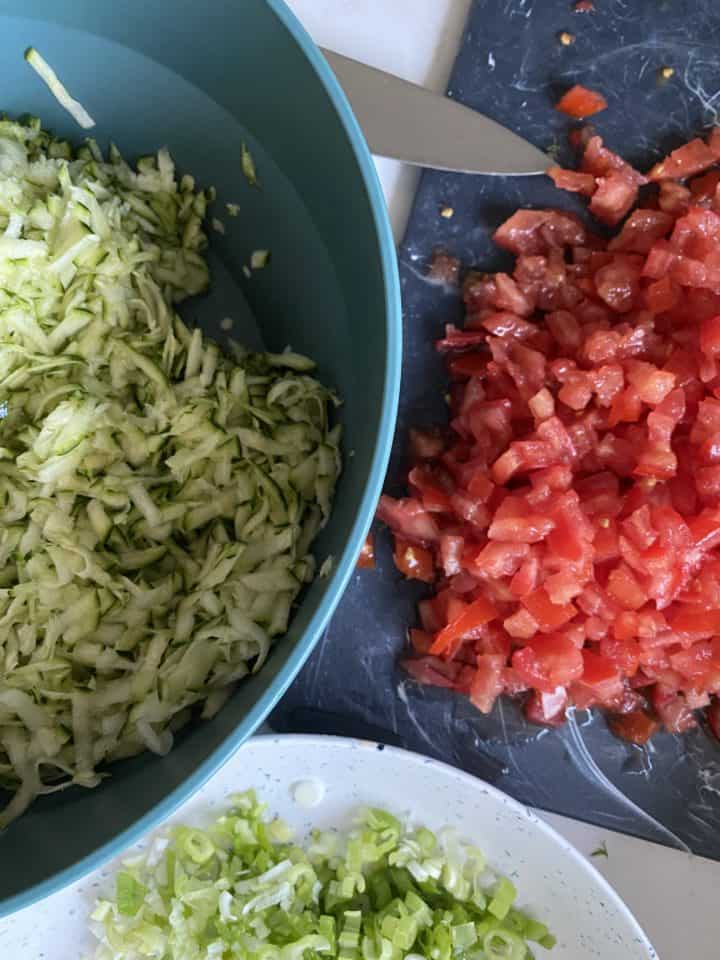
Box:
0 117 341 827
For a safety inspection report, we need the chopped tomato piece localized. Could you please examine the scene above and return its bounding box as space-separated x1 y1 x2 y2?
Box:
522 588 576 631
513 635 584 689
547 166 596 196
590 173 638 226
648 138 718 182
379 129 720 742
524 687 569 726
609 710 659 744
469 654 505 713
556 84 608 119
402 657 457 690
357 534 376 569
393 538 435 583
376 496 439 545
430 595 499 656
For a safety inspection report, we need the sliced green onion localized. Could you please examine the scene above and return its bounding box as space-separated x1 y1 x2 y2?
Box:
88 793 553 959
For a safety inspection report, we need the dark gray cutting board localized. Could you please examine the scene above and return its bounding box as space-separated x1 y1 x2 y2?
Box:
272 0 720 858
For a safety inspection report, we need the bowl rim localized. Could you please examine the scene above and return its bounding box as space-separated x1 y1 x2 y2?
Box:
0 0 402 918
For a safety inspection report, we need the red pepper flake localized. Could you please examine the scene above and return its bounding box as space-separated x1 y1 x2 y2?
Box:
556 84 608 119
573 0 595 11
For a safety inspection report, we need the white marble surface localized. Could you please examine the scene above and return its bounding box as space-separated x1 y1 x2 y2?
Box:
283 2 719 958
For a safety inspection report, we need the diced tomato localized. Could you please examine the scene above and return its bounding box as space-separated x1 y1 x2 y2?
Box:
469 541 529 578
573 650 624 707
439 535 465 577
608 210 674 253
547 166 596 196
650 685 697 733
668 607 720 638
430 595 499 656
522 588 576 631
357 534 376 569
488 510 555 543
609 710 659 744
402 657 458 689
595 257 641 311
700 314 720 358
643 275 680 314
436 325 488 352
648 138 718 182
513 634 583 690
524 686 569 726
469 654 505 713
380 129 720 742
448 352 488 378
377 496 440 545
408 427 446 459
493 209 586 256
590 173 639 226
556 84 608 119
393 538 435 583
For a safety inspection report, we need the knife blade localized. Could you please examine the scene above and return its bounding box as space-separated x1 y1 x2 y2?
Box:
322 49 551 176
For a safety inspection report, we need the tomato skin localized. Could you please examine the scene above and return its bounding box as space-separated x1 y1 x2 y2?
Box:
429 595 499 656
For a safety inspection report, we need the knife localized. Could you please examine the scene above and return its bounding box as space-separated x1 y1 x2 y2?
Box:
322 49 550 177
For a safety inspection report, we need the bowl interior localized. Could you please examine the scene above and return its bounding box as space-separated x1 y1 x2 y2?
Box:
0 0 399 913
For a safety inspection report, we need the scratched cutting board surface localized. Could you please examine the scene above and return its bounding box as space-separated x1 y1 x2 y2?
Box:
272 0 720 859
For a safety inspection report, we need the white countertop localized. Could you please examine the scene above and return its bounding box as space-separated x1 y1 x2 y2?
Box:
283 2 718 958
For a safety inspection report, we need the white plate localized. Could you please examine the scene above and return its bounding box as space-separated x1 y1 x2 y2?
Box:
0 735 657 959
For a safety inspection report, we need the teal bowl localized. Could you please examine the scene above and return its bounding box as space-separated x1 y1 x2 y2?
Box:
0 0 401 915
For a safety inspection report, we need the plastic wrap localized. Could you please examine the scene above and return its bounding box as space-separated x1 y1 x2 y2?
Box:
272 0 720 859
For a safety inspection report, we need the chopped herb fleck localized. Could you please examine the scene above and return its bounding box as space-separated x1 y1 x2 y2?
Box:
251 249 270 270
241 142 258 185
